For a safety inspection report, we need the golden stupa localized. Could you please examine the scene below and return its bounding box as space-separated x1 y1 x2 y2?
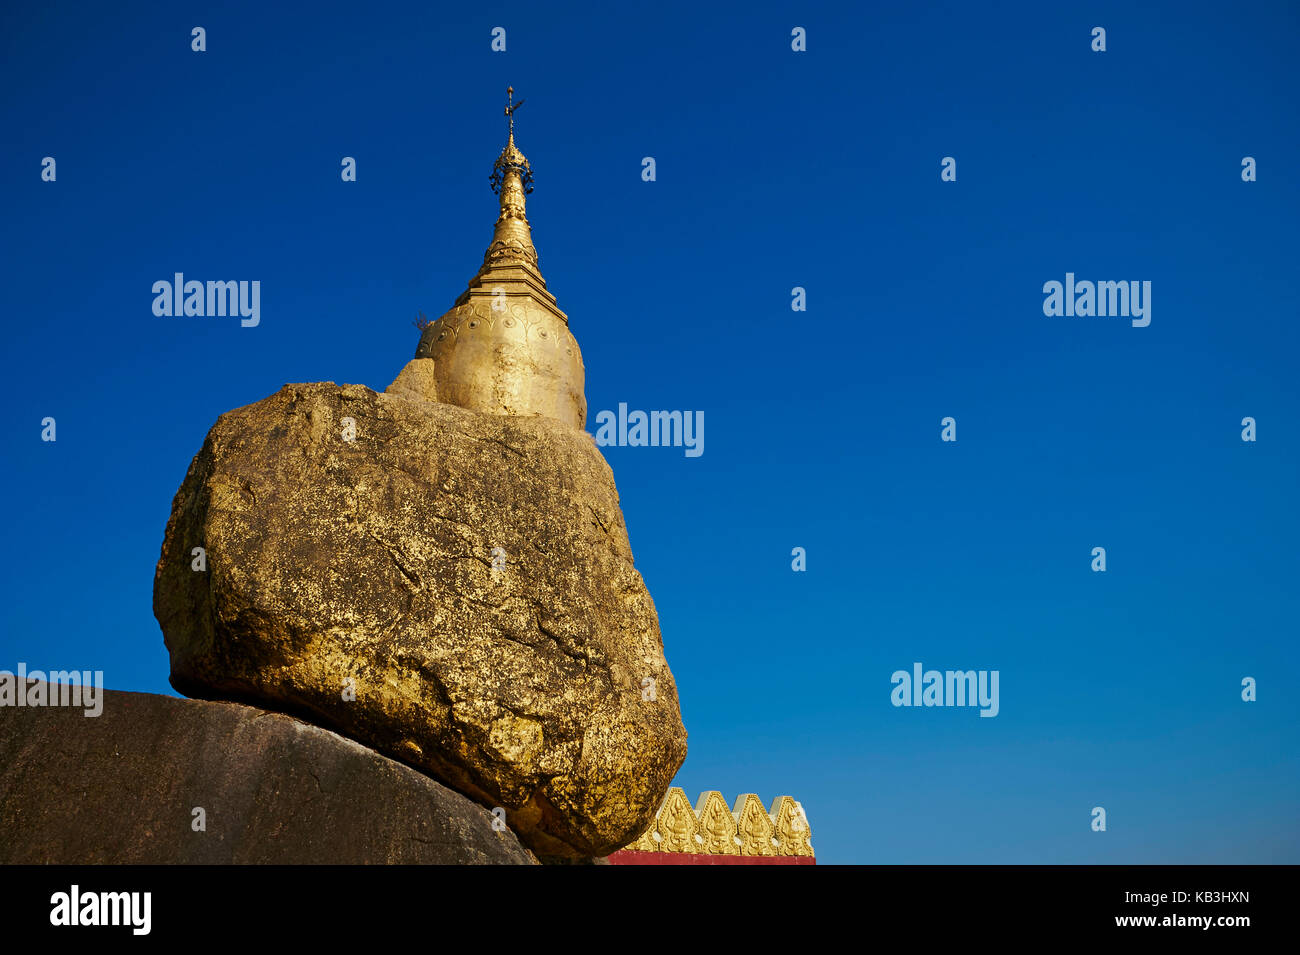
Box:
412 88 586 429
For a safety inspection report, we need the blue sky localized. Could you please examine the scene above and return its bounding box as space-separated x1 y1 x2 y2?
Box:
2 0 1298 863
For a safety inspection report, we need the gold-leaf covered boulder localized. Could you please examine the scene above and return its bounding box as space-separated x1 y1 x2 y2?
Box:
153 381 687 858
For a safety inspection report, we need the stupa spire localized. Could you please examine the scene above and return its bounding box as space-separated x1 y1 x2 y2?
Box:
483 87 539 272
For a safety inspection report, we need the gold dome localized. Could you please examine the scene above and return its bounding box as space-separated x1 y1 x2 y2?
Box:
414 88 586 430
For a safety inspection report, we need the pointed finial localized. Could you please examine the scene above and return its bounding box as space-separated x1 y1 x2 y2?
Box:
504 86 525 138
491 86 533 196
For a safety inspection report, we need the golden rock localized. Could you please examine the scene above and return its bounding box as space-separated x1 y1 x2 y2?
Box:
154 382 687 859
